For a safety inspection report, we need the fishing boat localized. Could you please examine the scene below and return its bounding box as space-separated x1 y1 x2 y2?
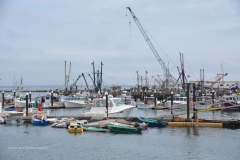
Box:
137 96 160 109
107 122 142 134
83 127 109 132
138 116 167 127
166 94 187 109
38 93 60 108
220 94 240 110
31 114 48 126
82 95 135 118
15 96 39 112
68 123 83 133
64 95 91 108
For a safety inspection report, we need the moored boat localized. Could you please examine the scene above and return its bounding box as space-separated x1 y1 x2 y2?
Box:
107 122 142 134
138 116 167 127
82 95 135 118
220 95 240 110
137 96 160 109
68 123 83 133
166 94 187 109
115 119 148 130
31 114 48 126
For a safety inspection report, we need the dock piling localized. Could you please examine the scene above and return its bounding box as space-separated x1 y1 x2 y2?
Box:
26 93 28 116
2 91 4 107
105 92 108 119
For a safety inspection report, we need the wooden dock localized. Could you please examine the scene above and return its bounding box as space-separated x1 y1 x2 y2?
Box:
5 115 239 129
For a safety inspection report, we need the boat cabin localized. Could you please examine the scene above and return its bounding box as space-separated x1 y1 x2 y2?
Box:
167 96 187 104
93 98 125 108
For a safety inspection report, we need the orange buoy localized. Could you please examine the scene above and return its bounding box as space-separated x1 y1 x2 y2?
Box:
177 115 183 119
16 106 19 109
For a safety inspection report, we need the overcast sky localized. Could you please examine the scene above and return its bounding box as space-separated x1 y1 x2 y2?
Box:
0 0 239 89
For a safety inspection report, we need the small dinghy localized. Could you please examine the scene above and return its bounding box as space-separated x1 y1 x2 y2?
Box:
68 123 83 133
115 119 148 130
46 118 58 124
107 122 142 134
83 126 109 132
51 121 68 128
138 116 167 127
31 114 48 126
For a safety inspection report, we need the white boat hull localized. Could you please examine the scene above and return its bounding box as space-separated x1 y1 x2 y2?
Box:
83 107 134 118
137 104 150 109
64 101 87 108
15 101 26 112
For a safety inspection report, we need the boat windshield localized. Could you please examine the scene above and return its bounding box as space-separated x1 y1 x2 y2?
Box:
113 99 125 106
179 98 186 101
94 99 113 107
20 97 26 101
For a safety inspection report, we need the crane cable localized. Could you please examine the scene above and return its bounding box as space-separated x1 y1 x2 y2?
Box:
126 8 178 74
141 22 178 69
126 9 131 37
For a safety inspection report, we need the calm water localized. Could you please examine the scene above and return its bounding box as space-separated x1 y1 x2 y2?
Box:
0 123 239 160
1 108 240 160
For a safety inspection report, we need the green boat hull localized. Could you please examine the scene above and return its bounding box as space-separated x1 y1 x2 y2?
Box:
107 123 142 134
138 116 167 127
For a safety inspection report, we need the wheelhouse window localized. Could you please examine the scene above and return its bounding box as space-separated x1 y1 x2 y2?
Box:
113 99 125 106
95 99 113 107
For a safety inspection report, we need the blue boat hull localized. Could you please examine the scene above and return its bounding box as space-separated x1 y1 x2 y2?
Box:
32 118 48 126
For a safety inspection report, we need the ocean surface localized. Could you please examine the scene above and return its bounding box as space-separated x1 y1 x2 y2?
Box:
1 108 240 160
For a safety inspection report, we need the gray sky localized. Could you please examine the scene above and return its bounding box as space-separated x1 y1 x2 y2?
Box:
0 0 240 88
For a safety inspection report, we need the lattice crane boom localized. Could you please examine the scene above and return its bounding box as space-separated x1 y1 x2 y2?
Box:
126 7 174 87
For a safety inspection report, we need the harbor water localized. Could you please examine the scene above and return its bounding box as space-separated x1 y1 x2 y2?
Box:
1 108 240 160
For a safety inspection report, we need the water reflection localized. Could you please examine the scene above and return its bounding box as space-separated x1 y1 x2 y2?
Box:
192 127 199 136
186 127 199 136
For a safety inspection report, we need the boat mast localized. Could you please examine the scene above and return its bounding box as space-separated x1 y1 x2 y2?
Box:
136 71 139 89
100 62 103 94
180 52 186 90
91 61 96 88
65 60 66 91
145 71 148 88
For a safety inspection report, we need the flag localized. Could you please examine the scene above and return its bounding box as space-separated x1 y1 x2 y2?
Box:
38 104 42 111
